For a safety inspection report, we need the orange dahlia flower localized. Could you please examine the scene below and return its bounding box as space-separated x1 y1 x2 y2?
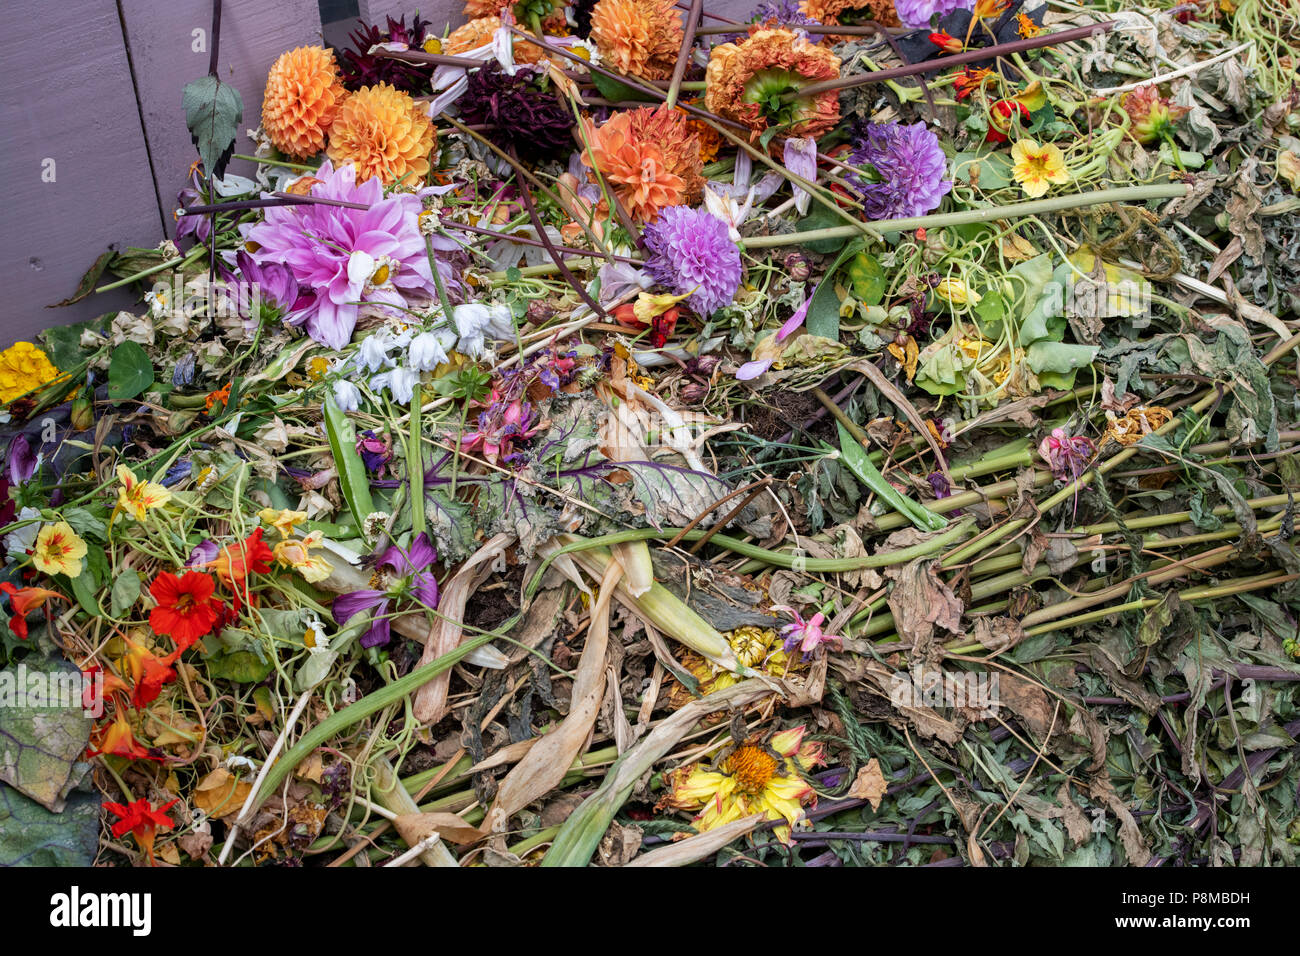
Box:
705 28 841 142
590 0 683 81
463 0 568 31
582 106 704 222
445 16 547 65
799 0 900 28
262 46 347 160
327 82 436 187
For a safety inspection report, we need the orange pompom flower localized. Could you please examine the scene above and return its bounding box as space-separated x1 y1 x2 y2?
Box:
705 28 842 143
327 82 436 187
262 46 347 160
581 106 704 222
589 0 684 81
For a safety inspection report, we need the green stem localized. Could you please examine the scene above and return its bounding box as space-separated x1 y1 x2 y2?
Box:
741 185 1190 249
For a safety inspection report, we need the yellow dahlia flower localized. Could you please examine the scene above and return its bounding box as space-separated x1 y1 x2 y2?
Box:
0 342 61 404
659 725 826 843
262 46 347 160
327 82 436 187
590 0 684 81
705 28 841 142
581 106 703 221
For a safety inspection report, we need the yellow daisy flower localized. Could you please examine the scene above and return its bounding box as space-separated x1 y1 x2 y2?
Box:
32 522 88 578
115 465 171 523
659 725 826 843
1010 138 1070 198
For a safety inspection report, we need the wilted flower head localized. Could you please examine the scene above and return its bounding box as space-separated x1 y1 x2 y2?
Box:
581 106 704 222
848 121 952 220
590 0 683 80
1120 85 1190 144
774 606 842 660
750 0 820 29
339 15 435 93
240 160 457 349
1038 427 1094 482
705 28 842 142
333 533 440 648
798 0 900 28
643 206 743 318
453 302 516 358
457 64 576 163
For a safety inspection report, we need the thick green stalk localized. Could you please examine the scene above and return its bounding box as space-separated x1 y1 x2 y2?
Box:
741 185 1190 249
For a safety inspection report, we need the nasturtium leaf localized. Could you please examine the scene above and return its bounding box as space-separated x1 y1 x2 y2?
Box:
107 341 154 400
0 783 100 867
0 658 93 811
110 569 141 618
183 74 243 180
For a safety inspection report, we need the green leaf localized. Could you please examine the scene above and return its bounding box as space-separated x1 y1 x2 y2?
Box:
48 250 116 308
107 341 154 400
846 252 886 306
589 70 653 103
183 74 243 180
797 203 851 254
834 422 947 532
69 565 102 618
110 569 141 618
805 238 865 340
322 394 376 533
0 783 100 867
0 658 93 811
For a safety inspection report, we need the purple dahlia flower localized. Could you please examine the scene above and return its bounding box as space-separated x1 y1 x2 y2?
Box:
848 121 952 221
894 0 974 28
643 206 743 318
240 161 459 351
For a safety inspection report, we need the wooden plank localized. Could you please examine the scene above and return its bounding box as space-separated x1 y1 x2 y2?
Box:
118 0 324 236
0 0 163 344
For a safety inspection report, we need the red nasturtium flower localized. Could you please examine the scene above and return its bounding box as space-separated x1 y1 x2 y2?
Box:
122 638 179 709
986 99 1031 143
105 798 178 864
929 32 963 54
0 582 65 640
149 571 222 650
89 712 160 762
208 528 273 589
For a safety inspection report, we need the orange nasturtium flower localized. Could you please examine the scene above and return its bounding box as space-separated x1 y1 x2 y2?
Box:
105 798 179 864
272 530 334 584
0 582 65 640
89 712 160 762
206 528 274 588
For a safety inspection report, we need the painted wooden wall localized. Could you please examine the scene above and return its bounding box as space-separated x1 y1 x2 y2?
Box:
1 0 757 347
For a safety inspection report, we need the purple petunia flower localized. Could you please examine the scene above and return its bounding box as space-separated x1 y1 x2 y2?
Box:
333 533 440 648
642 206 743 318
894 0 974 28
848 121 953 221
240 161 459 351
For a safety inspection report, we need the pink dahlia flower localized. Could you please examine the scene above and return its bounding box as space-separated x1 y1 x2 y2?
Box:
240 161 458 349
